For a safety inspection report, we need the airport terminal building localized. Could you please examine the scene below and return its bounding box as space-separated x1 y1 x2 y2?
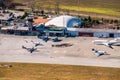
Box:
67 28 120 38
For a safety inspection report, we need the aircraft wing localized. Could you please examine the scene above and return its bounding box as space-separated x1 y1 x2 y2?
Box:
109 40 120 46
102 42 109 46
103 42 113 49
92 40 107 45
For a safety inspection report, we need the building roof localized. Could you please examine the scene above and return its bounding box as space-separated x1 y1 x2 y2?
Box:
13 19 27 23
0 13 11 20
44 27 64 31
0 10 24 21
45 15 82 28
8 10 24 17
1 26 29 31
34 17 50 25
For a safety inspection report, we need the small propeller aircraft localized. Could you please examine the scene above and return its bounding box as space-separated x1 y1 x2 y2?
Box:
31 40 43 47
52 36 62 42
25 40 29 43
92 48 110 57
22 45 37 53
38 36 50 42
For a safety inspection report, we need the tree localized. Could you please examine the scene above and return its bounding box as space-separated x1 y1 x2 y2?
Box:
41 10 44 16
0 0 13 9
28 0 35 13
0 0 4 7
54 1 60 15
88 16 92 22
35 1 43 15
21 12 28 19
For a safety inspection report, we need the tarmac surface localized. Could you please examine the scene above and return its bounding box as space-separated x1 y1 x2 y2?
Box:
0 34 120 68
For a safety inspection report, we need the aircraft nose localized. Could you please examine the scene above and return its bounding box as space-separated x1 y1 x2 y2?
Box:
92 48 94 51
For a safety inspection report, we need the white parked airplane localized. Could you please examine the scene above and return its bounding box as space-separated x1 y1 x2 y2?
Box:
92 38 120 49
92 48 110 57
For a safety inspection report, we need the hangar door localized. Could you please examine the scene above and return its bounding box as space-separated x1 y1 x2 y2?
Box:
79 32 93 37
109 33 114 37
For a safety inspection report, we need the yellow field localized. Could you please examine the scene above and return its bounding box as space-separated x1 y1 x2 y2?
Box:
36 4 120 17
60 6 120 16
13 0 120 17
0 63 120 80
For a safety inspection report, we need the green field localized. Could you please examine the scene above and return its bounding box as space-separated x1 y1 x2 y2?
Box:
14 0 120 17
0 63 120 80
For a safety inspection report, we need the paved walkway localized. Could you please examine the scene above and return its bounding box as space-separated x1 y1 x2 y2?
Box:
0 54 120 68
